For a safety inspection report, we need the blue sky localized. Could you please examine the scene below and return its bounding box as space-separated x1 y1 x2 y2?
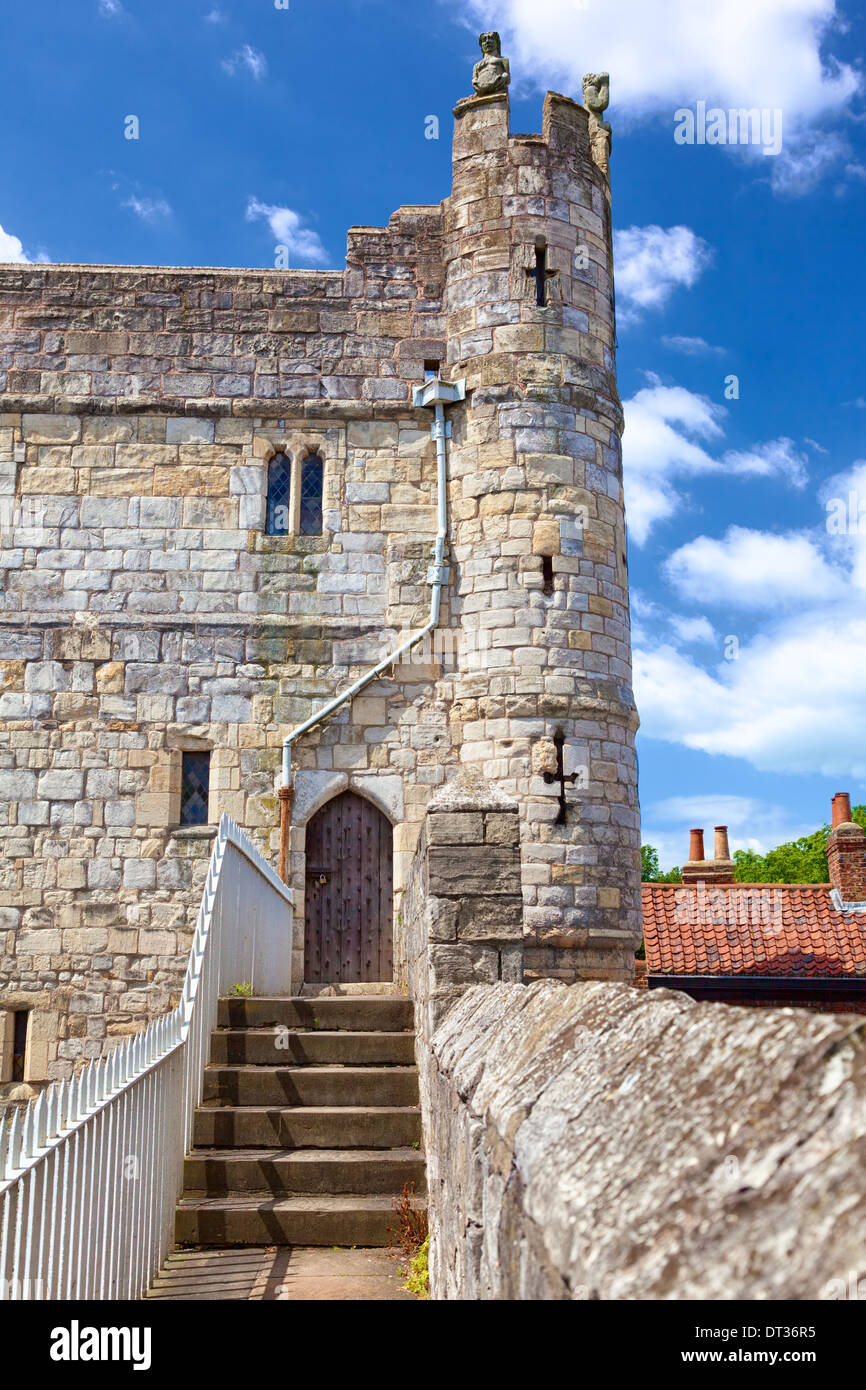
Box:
1 0 865 867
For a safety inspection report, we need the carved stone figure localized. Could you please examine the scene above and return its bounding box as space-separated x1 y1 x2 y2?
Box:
472 31 510 97
582 71 612 171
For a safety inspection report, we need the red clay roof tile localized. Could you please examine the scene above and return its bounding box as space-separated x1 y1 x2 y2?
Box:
641 882 866 978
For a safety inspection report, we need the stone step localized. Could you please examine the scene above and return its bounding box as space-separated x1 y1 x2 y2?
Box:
175 1194 424 1248
144 1246 413 1301
209 1029 416 1067
183 1147 426 1196
193 1104 422 1150
217 996 414 1033
201 1064 419 1108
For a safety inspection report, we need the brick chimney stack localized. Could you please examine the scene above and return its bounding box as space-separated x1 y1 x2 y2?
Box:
712 825 735 883
682 828 708 883
682 824 736 884
827 792 866 902
832 792 852 827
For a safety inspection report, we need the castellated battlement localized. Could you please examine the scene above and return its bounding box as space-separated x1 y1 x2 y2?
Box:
0 76 638 1097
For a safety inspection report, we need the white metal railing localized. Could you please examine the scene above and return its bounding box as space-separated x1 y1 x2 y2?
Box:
0 814 293 1300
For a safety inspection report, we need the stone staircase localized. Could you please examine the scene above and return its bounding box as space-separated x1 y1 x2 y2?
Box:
175 995 425 1247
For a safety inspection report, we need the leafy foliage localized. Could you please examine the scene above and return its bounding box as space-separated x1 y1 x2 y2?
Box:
401 1236 430 1300
733 805 866 883
640 844 682 883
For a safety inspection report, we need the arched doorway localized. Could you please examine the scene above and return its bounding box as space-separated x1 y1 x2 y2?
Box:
304 790 394 983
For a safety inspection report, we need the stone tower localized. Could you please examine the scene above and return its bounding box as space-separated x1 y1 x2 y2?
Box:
442 86 640 982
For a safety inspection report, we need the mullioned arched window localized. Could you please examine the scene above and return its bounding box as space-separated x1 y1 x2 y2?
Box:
299 454 324 536
266 453 292 535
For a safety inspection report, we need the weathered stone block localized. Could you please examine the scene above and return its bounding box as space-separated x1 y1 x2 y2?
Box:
0 768 37 801
37 770 84 801
427 811 484 846
428 845 522 897
22 414 81 443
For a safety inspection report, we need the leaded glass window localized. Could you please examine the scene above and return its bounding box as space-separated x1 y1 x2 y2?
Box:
299 454 324 536
266 453 292 535
180 751 210 826
11 1010 28 1083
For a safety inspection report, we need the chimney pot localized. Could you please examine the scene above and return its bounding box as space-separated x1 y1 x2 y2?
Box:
688 828 705 862
832 792 852 827
714 825 731 861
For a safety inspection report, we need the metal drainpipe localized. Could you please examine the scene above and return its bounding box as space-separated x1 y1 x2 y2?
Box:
277 376 466 880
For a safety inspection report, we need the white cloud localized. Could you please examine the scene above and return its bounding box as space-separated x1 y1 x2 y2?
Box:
670 615 717 644
636 459 866 776
623 377 723 544
770 129 852 195
635 611 866 778
0 223 32 263
642 795 816 868
664 525 844 608
819 459 866 589
649 793 767 825
623 378 813 544
245 197 329 266
122 196 172 222
661 335 726 356
631 592 719 650
98 0 123 14
722 437 809 487
222 44 267 80
614 225 713 326
206 6 228 21
456 0 859 124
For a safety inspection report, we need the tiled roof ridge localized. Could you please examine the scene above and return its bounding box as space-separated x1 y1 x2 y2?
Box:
641 881 832 890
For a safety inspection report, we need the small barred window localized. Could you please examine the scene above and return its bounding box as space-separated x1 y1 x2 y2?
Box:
180 751 210 826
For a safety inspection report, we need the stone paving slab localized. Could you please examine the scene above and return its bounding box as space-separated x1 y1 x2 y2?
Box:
144 1246 414 1301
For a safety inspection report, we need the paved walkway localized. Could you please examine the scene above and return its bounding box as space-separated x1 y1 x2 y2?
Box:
144 1246 414 1301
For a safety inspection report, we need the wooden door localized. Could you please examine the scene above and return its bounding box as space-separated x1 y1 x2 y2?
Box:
304 791 394 983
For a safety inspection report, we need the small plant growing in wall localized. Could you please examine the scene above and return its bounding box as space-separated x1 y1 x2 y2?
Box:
387 1181 429 1299
402 1236 429 1300
229 982 254 997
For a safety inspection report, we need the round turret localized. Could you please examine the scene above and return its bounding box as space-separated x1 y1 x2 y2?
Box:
442 85 640 982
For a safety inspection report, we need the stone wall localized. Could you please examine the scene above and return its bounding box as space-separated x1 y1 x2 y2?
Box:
0 244 452 1085
423 980 866 1300
397 772 524 1038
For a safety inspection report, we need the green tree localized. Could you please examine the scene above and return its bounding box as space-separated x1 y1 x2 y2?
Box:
733 804 866 883
640 844 682 883
640 844 659 880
